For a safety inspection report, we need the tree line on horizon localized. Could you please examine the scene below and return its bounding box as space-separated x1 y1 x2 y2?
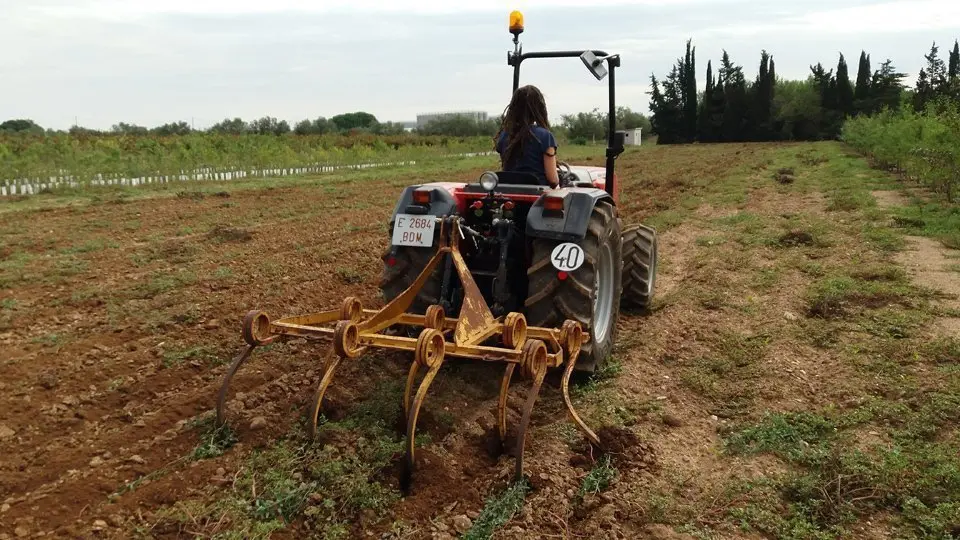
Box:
0 105 653 143
648 38 960 144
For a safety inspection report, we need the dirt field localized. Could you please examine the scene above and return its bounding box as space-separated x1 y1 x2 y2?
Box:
1 142 957 539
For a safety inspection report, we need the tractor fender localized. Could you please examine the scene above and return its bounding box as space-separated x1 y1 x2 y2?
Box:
525 187 614 242
388 185 459 227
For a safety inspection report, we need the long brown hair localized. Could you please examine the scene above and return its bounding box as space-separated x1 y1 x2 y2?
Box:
495 85 551 169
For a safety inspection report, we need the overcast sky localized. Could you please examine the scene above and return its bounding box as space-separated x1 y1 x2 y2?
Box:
2 0 959 130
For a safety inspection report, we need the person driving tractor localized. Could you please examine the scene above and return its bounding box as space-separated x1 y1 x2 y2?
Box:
494 85 561 189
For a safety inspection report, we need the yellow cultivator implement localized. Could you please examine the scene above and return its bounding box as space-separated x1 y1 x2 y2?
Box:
215 216 601 486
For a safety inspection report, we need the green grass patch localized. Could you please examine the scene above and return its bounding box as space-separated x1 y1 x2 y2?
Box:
862 224 906 252
856 307 932 340
924 337 960 365
162 345 224 368
335 267 365 285
805 275 917 319
721 404 960 539
131 240 197 267
131 269 197 299
213 266 234 279
681 331 768 418
575 454 617 503
570 358 623 397
191 416 238 460
889 200 960 250
462 480 530 540
695 235 726 247
827 190 876 212
155 417 408 539
58 238 118 254
53 256 89 278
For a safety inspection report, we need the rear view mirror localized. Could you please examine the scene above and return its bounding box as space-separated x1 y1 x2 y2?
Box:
580 51 608 81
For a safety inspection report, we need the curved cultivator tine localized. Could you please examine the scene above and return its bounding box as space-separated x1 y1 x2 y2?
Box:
216 310 277 427
512 339 549 481
400 328 446 492
497 363 517 445
559 321 601 448
306 350 340 439
215 345 256 427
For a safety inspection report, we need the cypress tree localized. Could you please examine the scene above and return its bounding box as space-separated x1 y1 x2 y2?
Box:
768 56 777 139
683 40 699 143
948 39 959 80
720 50 748 142
854 51 871 114
709 72 726 142
836 53 855 116
753 51 773 140
698 60 715 142
914 69 931 111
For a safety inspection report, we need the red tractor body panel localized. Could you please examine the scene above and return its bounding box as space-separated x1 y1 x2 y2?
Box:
419 165 617 213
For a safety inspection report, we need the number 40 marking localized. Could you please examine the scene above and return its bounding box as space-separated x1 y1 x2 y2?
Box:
550 242 585 271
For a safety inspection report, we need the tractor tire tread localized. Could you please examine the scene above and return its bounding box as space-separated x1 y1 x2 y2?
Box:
525 201 622 372
621 224 658 312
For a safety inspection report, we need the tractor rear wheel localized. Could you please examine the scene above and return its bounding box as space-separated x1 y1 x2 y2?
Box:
525 201 622 372
621 224 658 312
378 243 443 314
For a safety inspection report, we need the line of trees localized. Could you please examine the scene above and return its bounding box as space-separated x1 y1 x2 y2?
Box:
1 105 653 143
0 113 412 138
648 38 960 144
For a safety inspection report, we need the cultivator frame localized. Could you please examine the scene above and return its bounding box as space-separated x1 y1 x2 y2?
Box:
215 215 601 486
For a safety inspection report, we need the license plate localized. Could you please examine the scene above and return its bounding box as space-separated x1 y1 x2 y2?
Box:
391 214 436 247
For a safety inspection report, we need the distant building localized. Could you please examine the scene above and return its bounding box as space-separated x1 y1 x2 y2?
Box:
416 111 489 128
623 128 643 146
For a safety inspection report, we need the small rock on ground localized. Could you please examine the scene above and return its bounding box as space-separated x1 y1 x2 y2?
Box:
661 413 683 427
452 515 472 534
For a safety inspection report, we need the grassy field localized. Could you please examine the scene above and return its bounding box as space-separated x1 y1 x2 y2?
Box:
0 141 957 539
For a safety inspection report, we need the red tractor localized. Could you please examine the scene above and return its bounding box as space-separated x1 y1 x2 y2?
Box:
380 11 658 373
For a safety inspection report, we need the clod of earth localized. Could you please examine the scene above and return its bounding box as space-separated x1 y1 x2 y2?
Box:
775 172 796 184
206 224 253 243
778 230 815 246
37 373 59 390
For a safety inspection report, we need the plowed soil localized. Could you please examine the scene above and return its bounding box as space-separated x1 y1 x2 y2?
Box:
1 142 956 540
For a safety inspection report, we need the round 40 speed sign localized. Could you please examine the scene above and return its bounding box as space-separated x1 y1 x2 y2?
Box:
550 242 585 272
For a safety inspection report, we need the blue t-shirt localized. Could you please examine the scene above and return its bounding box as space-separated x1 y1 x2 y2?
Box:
495 125 558 184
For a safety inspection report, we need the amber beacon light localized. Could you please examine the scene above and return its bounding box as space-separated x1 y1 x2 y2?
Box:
509 10 524 35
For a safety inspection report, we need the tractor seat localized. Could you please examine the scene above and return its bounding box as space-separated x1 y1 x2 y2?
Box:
495 170 545 186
